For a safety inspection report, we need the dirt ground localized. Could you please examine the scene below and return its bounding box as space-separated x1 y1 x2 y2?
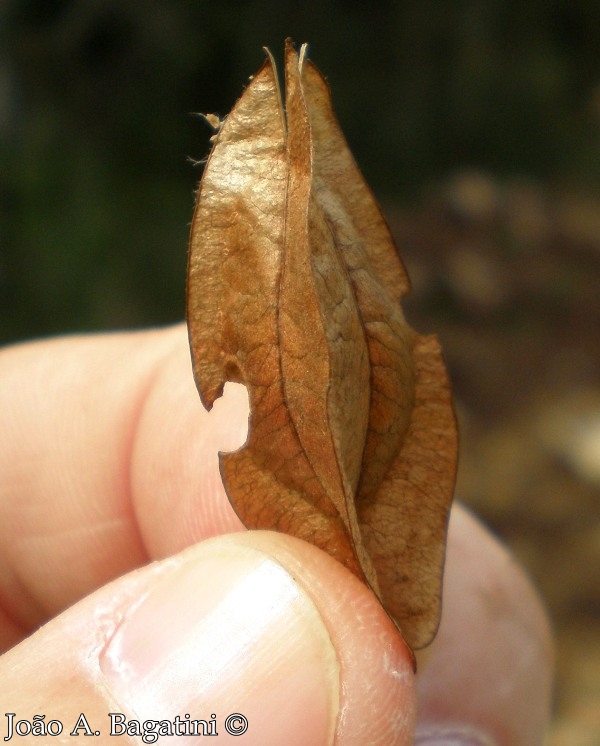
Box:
387 171 600 744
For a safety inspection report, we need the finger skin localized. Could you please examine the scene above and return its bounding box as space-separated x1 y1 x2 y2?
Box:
416 506 555 746
0 533 416 746
0 326 245 645
0 326 553 745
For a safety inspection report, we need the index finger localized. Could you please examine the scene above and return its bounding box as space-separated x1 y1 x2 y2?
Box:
0 325 247 646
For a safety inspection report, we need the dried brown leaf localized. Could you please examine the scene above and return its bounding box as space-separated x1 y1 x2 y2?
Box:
187 41 458 649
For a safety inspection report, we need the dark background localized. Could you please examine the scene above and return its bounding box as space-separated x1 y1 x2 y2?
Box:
2 2 600 741
3 0 600 341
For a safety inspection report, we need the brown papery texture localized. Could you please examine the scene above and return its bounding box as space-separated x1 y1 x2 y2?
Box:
187 41 458 650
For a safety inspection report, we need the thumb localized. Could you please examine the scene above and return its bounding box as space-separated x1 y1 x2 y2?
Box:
1 532 415 745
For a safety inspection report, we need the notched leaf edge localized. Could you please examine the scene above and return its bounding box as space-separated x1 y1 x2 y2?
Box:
187 41 458 650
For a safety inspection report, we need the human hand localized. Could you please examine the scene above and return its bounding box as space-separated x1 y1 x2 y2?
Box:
0 325 553 745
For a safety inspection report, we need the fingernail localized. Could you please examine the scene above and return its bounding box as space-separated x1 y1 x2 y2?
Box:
101 543 339 743
414 723 499 745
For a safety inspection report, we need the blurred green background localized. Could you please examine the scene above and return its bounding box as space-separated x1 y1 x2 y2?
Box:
2 0 600 342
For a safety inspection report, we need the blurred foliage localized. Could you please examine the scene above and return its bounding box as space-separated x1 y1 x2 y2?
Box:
2 0 600 342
